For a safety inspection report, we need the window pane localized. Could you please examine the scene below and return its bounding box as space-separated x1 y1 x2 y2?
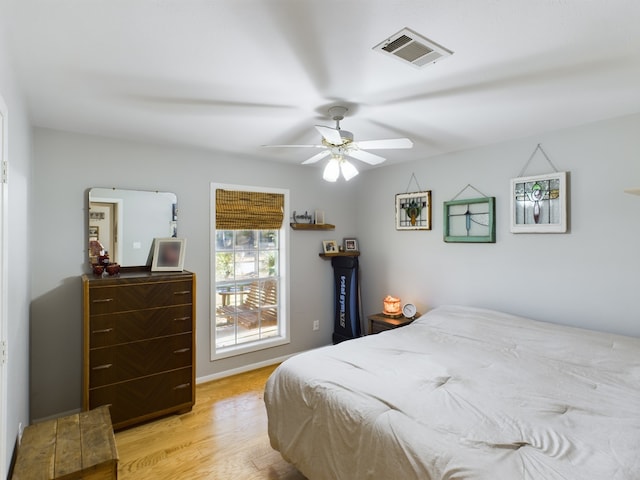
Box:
234 230 256 250
216 230 234 251
215 252 234 281
259 251 278 277
259 230 278 249
234 251 257 280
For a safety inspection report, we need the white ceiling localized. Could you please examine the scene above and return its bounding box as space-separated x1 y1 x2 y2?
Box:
3 0 640 170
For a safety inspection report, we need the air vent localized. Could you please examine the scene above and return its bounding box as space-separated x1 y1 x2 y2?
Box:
373 28 452 68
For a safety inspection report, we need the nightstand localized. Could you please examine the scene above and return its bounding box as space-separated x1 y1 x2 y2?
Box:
367 312 420 334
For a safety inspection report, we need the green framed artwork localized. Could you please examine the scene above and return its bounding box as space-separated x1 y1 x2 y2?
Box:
443 197 496 243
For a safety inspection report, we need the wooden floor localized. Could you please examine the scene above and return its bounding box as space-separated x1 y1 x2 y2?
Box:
115 365 307 480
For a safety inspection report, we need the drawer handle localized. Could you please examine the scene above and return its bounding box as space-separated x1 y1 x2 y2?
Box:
173 291 190 296
173 348 191 354
173 383 191 390
92 298 114 304
173 316 191 322
92 328 114 334
92 364 113 370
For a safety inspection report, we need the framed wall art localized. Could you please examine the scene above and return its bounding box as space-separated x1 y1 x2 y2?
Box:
443 197 496 243
395 191 431 230
510 172 567 233
152 237 187 271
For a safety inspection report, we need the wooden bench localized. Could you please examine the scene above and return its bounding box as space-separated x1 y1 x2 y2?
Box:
12 406 118 480
217 279 278 329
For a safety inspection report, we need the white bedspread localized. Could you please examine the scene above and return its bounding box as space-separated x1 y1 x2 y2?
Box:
264 306 640 480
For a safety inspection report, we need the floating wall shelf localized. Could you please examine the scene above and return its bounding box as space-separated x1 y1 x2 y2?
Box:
319 252 360 259
290 223 335 231
624 188 640 196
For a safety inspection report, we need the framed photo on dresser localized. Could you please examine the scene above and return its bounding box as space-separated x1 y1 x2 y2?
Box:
152 238 186 271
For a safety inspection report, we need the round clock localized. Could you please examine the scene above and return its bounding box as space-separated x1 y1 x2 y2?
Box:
402 303 417 319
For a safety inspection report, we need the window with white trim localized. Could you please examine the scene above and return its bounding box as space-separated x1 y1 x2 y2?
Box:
210 184 289 359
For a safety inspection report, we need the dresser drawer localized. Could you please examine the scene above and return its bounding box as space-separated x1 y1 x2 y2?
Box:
89 367 193 428
89 304 193 348
89 279 193 315
370 322 394 334
89 333 192 388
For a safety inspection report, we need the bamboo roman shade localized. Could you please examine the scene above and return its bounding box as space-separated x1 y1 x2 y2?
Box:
216 189 284 230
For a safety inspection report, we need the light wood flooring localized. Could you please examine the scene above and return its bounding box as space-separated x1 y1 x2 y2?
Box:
115 365 307 480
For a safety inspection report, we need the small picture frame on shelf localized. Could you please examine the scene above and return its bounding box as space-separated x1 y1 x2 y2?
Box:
343 238 358 252
315 210 325 225
152 237 187 271
322 240 338 254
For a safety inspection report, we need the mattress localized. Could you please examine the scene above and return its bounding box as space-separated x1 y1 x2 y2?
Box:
264 305 640 480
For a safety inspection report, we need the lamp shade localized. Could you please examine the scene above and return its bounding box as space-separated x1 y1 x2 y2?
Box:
383 295 401 316
323 158 340 182
340 160 359 181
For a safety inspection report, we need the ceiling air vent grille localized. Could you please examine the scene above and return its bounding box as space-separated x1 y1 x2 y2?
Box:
381 35 412 53
373 28 452 68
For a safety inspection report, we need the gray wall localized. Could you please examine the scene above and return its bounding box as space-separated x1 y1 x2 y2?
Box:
356 113 640 337
0 15 32 478
29 113 640 422
30 128 357 420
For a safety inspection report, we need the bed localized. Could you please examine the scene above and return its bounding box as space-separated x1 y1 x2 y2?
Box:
264 305 640 480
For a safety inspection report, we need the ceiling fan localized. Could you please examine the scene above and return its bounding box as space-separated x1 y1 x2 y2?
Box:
263 106 413 182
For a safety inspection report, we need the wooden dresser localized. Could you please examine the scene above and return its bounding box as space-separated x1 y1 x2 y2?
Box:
82 270 196 430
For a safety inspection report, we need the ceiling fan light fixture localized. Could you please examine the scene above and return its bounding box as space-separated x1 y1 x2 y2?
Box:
264 104 412 174
323 158 340 182
340 159 359 181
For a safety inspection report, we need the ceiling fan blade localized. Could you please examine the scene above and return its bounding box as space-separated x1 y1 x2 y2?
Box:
347 149 387 165
262 144 324 148
302 150 331 165
315 125 344 145
352 138 413 150
127 94 297 112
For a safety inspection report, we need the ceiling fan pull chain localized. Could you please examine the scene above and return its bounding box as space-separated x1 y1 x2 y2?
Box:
405 172 423 193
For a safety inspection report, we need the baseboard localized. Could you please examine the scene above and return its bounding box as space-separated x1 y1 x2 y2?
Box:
31 408 81 425
196 351 305 385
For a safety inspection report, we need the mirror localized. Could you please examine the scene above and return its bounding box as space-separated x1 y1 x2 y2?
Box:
88 188 177 267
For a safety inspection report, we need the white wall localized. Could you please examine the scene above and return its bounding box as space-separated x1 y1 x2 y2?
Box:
0 13 32 478
356 113 640 337
30 128 357 420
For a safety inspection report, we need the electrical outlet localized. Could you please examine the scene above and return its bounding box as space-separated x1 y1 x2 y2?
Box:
313 320 320 331
18 422 23 445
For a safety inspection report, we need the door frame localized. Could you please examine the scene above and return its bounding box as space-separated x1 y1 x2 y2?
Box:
0 94 9 477
88 198 123 265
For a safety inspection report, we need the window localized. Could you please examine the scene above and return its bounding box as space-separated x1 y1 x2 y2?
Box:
210 184 289 359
